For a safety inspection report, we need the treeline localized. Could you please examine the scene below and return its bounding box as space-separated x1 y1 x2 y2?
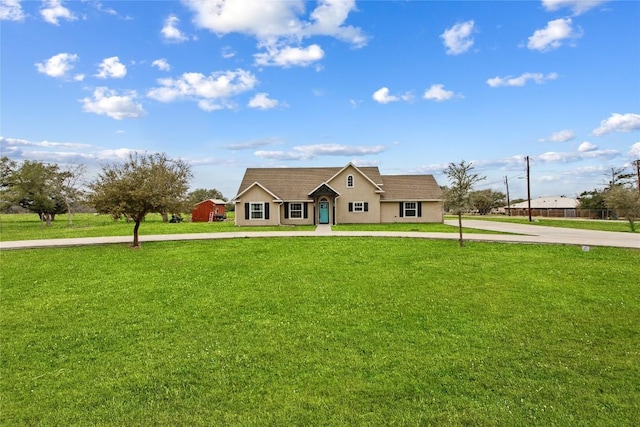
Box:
1 154 229 246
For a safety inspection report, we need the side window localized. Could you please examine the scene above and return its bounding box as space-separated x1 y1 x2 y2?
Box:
404 202 417 217
289 203 303 219
347 175 354 188
250 203 264 219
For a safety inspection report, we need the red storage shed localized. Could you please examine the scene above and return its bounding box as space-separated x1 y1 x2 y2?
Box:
191 199 227 222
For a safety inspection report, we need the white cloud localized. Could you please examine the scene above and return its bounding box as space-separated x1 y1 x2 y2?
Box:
578 141 597 152
147 69 258 111
1 0 25 21
255 143 385 161
305 0 368 47
0 136 92 149
541 0 610 15
539 129 575 142
93 1 117 16
423 84 455 102
182 0 367 47
162 14 188 42
592 113 640 136
224 138 282 150
95 56 127 79
372 87 398 104
73 74 85 81
81 87 145 120
536 148 618 163
152 58 171 71
629 142 640 158
221 46 236 59
527 18 581 52
35 53 78 78
248 93 280 110
40 0 76 25
487 72 558 87
254 44 324 67
441 20 475 55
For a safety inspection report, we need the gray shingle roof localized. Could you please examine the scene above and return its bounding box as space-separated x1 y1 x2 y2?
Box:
379 175 443 200
234 166 441 201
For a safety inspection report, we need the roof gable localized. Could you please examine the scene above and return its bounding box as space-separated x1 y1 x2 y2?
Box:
232 181 281 201
325 162 384 192
233 164 383 201
195 198 227 206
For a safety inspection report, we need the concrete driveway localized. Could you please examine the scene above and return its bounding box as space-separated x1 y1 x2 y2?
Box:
1 220 638 250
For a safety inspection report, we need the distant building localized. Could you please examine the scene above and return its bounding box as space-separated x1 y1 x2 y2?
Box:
507 196 579 218
191 199 227 222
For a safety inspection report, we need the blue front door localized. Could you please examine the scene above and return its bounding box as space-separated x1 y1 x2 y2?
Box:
319 202 329 224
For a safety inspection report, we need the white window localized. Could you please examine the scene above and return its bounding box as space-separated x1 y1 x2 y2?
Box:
347 175 354 188
289 203 303 219
404 202 417 217
353 201 364 212
250 203 264 219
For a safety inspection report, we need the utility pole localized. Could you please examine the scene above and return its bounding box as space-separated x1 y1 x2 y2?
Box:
526 156 532 222
504 175 511 216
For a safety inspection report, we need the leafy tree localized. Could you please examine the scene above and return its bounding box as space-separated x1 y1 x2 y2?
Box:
444 160 485 247
89 152 192 247
470 189 505 215
4 159 67 223
578 189 608 218
1 157 17 212
604 186 640 232
188 188 227 208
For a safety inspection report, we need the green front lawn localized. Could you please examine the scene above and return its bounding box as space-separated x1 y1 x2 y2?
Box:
452 215 637 233
333 222 507 233
2 238 638 425
0 213 315 241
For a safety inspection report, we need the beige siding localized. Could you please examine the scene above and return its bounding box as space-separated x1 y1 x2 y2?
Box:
329 165 381 224
380 201 444 223
234 185 280 226
280 201 315 226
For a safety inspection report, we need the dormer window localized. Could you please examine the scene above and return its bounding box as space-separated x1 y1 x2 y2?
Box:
347 174 354 188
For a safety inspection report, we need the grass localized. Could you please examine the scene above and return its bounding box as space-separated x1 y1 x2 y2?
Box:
453 215 638 233
1 238 638 425
332 222 504 233
0 213 500 242
0 213 315 241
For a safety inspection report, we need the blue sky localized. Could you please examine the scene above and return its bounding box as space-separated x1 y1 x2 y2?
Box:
1 0 639 200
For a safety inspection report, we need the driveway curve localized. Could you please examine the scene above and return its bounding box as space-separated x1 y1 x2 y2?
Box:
1 220 638 250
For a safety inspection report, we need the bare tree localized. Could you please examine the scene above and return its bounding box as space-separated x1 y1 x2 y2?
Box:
444 160 485 247
56 163 87 227
89 153 192 247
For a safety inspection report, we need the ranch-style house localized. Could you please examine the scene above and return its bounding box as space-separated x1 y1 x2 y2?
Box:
232 163 443 226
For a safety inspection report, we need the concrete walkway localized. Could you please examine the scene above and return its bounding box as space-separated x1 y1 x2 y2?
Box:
1 220 638 250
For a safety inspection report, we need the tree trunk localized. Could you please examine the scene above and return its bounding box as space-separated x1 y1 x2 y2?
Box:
133 220 141 247
458 212 464 247
162 212 168 222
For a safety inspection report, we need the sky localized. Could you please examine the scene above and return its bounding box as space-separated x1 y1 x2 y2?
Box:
1 0 639 201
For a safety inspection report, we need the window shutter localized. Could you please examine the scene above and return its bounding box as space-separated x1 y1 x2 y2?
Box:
399 202 404 217
245 203 250 220
264 203 270 220
284 202 289 219
418 202 422 217
364 202 369 212
303 203 308 219
348 202 353 212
